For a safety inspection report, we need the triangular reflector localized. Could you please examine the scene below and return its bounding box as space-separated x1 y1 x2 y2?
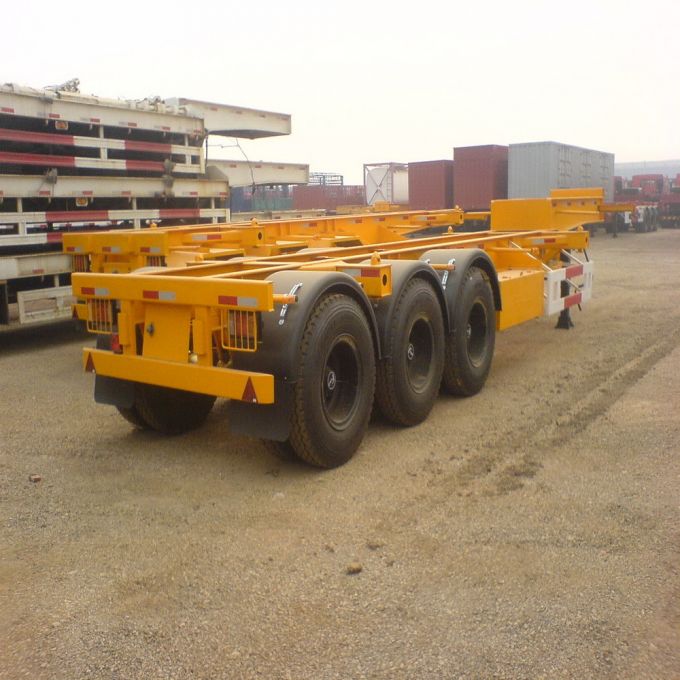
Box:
241 377 257 403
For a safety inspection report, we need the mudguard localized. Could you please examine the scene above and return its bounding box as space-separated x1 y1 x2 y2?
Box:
229 270 380 441
419 249 501 333
93 334 135 408
94 374 135 408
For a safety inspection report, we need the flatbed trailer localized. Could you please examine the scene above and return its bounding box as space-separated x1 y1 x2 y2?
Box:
74 192 594 467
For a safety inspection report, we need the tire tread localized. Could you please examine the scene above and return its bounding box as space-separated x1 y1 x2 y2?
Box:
375 278 444 425
442 267 495 396
289 294 375 468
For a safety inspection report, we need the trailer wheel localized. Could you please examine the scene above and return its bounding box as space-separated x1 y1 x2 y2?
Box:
442 267 495 396
132 383 216 434
288 294 375 468
376 278 445 425
116 405 149 429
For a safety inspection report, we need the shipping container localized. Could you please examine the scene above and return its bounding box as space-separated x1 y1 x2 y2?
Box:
509 142 615 201
407 160 454 210
453 145 508 211
364 163 409 205
630 174 665 198
231 185 293 212
292 185 365 211
630 174 664 187
615 159 680 180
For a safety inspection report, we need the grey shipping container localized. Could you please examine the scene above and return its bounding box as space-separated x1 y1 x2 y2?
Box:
508 142 614 201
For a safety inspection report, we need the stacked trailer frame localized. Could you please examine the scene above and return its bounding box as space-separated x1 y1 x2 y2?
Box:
0 82 307 328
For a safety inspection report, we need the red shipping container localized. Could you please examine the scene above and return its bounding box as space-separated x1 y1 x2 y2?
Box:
641 181 658 197
631 174 664 188
293 185 365 211
408 160 454 210
453 145 508 211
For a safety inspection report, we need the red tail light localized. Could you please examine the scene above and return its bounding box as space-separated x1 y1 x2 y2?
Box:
110 334 122 353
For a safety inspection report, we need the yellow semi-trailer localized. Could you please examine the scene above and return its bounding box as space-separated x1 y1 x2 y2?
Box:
74 213 591 468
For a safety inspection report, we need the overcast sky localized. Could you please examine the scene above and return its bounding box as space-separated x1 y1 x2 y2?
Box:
6 0 679 184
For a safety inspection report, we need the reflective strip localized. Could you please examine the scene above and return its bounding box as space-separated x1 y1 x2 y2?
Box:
341 267 380 278
543 260 593 316
192 233 221 241
142 290 176 301
564 292 582 308
218 295 259 308
80 286 110 296
238 296 259 308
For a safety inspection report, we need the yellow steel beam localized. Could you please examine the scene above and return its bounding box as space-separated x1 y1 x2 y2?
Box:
72 273 275 310
128 229 588 281
496 269 545 330
600 202 636 213
63 208 467 271
83 349 274 403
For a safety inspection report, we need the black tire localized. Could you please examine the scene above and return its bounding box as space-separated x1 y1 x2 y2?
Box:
263 439 299 463
116 405 149 429
442 267 495 396
375 278 445 426
131 383 216 434
288 294 375 468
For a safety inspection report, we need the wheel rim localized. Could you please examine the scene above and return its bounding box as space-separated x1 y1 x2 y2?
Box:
466 299 488 367
321 336 361 430
406 317 435 392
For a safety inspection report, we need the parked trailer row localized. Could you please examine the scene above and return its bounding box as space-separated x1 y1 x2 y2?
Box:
73 191 598 468
0 81 308 328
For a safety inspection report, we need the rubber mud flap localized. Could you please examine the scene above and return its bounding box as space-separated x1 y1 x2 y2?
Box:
94 375 135 408
228 380 294 442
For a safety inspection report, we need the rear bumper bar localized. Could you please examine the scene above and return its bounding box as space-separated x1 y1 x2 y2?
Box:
83 348 275 404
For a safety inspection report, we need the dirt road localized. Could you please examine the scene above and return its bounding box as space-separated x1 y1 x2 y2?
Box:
2 229 680 679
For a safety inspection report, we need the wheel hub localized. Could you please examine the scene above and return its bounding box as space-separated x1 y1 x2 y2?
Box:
407 343 415 361
326 370 337 391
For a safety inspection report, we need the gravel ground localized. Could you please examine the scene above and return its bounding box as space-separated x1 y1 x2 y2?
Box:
1 229 679 679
